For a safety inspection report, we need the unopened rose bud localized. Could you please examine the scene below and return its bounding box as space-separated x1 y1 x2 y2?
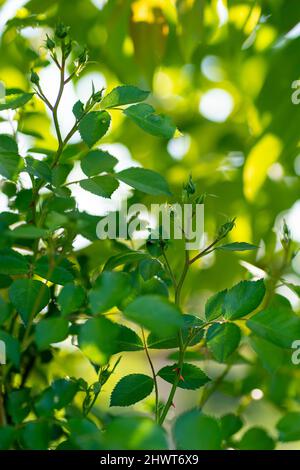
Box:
30 69 40 85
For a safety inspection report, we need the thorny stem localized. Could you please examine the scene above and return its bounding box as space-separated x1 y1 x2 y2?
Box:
159 238 189 425
159 231 232 424
141 328 159 422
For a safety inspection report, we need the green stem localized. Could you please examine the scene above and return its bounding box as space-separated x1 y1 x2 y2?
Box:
159 245 190 425
141 328 159 423
158 343 185 425
162 249 177 291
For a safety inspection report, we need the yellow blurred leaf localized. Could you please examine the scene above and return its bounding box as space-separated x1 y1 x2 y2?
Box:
243 133 282 201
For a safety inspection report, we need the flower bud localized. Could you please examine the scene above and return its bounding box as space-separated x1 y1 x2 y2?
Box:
64 40 72 59
30 69 40 85
281 219 291 249
217 218 236 239
55 22 69 39
46 34 55 50
92 88 104 103
183 175 196 197
78 48 88 65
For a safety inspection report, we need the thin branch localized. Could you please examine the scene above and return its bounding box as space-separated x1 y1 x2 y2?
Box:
162 249 177 291
141 328 159 422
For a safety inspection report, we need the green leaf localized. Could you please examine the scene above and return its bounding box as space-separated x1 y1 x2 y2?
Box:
0 330 20 368
124 295 184 338
101 85 150 109
277 412 300 442
7 224 48 239
103 251 150 270
250 336 284 373
220 413 243 440
205 289 227 321
206 322 241 362
34 256 75 285
124 103 176 139
35 378 79 417
103 417 167 450
0 151 21 180
247 304 300 348
0 134 18 153
173 410 222 450
79 111 111 148
51 378 79 409
140 277 169 298
147 314 204 349
80 175 119 198
9 279 50 325
116 167 172 196
0 426 15 450
112 324 143 353
237 427 275 450
89 271 132 314
81 149 118 177
35 317 69 350
21 421 51 450
158 363 210 390
139 258 162 281
78 316 120 365
7 389 31 423
110 373 154 407
25 156 52 182
0 89 34 111
216 242 258 252
72 100 84 119
223 279 265 320
58 283 86 315
0 248 29 275
0 296 11 325
66 418 103 450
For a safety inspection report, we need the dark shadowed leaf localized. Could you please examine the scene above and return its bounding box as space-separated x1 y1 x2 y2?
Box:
0 248 29 275
9 279 50 325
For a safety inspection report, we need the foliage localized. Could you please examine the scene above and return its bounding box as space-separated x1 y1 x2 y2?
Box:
0 0 300 451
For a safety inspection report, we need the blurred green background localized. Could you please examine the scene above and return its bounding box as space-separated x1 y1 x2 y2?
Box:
1 0 300 448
